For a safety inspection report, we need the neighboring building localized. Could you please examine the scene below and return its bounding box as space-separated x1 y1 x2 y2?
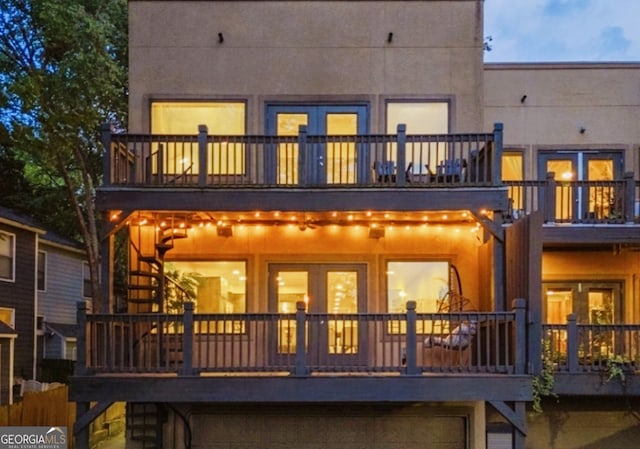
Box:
0 207 44 404
69 2 640 449
37 231 87 380
0 207 87 403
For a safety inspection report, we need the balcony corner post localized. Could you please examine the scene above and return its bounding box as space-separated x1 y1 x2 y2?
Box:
101 122 113 186
566 314 579 373
298 125 308 186
404 300 419 375
544 172 557 224
198 124 208 187
512 298 526 374
493 123 503 186
75 301 88 376
624 171 635 224
396 124 407 187
180 301 195 376
293 301 309 376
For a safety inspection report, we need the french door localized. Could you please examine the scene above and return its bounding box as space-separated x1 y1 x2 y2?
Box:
269 263 367 366
544 281 623 356
266 105 368 185
538 151 623 221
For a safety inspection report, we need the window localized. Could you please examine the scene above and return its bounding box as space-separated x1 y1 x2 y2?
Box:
0 307 15 328
502 151 524 215
387 261 450 314
0 232 15 282
386 101 450 174
165 261 247 332
151 102 247 175
37 251 47 291
83 262 91 298
387 261 451 334
64 339 77 361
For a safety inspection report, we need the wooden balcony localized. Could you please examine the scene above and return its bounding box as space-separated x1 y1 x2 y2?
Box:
543 319 640 395
97 124 507 214
505 174 640 244
69 300 532 404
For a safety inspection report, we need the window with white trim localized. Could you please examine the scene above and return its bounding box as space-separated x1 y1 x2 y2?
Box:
0 307 15 328
0 232 15 282
37 250 47 291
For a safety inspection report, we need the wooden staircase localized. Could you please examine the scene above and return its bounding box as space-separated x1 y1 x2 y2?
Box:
126 403 165 449
127 227 189 312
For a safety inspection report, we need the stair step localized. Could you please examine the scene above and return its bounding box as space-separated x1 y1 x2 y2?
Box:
130 270 161 278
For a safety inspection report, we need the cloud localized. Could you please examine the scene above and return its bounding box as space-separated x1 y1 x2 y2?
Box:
484 0 640 62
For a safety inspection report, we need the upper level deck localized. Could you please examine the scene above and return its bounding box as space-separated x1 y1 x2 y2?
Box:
99 123 640 245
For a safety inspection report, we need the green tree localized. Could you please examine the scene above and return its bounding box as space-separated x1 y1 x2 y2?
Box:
0 0 128 311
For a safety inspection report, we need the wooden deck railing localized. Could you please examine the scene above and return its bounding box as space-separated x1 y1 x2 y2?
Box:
75 299 528 377
505 173 638 224
101 123 502 188
543 316 640 375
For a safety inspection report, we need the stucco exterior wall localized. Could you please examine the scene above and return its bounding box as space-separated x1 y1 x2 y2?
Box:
128 0 485 134
527 398 640 449
484 63 640 176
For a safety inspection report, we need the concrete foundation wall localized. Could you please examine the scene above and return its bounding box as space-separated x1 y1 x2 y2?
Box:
526 397 640 449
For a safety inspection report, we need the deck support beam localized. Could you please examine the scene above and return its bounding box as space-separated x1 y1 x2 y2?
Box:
73 401 114 449
489 400 527 447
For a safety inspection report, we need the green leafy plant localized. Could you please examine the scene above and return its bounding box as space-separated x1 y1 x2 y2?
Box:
164 263 200 313
604 355 628 385
532 340 558 414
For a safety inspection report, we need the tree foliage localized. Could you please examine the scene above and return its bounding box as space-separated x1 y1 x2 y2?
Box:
0 0 128 311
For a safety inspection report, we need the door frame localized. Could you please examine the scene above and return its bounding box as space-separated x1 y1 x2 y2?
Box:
265 104 370 185
268 262 368 367
537 150 624 221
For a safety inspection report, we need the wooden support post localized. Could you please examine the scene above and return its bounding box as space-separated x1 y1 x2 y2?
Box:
513 402 527 449
101 123 113 186
74 402 91 449
624 171 635 224
100 230 114 314
492 123 503 186
404 301 419 374
181 302 195 376
298 125 308 186
544 172 556 224
566 313 579 373
293 301 309 376
512 298 526 374
396 124 406 187
75 301 87 376
198 124 208 187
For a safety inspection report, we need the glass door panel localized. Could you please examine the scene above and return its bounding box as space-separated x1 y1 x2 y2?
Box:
546 159 575 222
326 114 357 184
586 158 617 220
276 113 308 185
327 271 359 354
275 271 308 354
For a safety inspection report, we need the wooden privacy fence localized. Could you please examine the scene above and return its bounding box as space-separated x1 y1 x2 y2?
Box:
0 386 75 448
0 386 123 449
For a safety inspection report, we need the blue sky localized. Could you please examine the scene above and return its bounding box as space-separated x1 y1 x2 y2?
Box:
484 0 640 62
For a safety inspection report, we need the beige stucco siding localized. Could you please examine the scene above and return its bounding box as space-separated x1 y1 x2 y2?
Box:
129 1 485 133
484 63 640 175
